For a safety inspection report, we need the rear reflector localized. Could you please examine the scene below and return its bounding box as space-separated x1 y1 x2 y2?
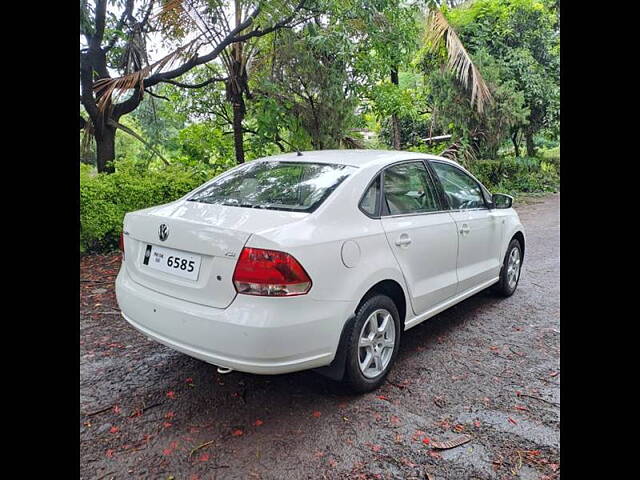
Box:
232 247 312 296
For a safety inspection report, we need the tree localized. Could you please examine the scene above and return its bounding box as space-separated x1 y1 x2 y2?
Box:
80 0 311 172
446 0 560 156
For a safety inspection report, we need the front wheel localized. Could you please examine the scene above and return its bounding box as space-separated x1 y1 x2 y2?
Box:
494 238 523 297
344 295 401 393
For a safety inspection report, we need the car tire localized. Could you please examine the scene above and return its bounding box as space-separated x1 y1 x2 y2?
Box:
494 238 523 297
343 294 401 393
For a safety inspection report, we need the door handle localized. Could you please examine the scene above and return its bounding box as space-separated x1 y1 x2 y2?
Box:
459 224 470 235
395 234 412 247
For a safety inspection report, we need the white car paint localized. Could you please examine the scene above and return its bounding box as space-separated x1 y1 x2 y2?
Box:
116 150 525 376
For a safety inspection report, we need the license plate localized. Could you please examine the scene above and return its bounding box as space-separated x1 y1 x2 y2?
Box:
142 244 202 281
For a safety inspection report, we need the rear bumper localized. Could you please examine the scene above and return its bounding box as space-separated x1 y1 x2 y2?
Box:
115 265 355 375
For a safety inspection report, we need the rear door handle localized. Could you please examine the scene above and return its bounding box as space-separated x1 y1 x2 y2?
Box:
395 234 412 247
459 224 470 235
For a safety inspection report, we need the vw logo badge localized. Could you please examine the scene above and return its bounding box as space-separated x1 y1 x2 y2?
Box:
159 224 169 242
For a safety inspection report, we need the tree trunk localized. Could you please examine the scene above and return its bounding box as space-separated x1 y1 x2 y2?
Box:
232 101 245 164
525 131 536 157
95 122 117 173
511 128 520 157
390 66 401 150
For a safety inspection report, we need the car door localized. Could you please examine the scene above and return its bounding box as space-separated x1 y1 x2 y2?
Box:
379 161 459 315
429 161 503 293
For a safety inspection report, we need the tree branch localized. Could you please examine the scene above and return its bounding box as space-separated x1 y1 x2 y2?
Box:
91 0 107 49
161 76 227 89
144 88 170 101
105 0 136 52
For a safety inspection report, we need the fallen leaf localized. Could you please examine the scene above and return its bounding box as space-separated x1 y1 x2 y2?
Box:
431 434 472 450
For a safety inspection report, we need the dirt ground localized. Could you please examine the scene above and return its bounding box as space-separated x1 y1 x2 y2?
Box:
80 194 559 480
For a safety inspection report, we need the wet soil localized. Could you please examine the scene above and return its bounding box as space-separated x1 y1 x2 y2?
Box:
80 194 560 480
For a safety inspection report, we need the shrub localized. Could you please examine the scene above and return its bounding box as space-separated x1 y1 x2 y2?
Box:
80 159 224 253
469 156 559 196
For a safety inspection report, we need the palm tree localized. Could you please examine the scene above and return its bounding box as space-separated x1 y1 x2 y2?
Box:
425 8 492 115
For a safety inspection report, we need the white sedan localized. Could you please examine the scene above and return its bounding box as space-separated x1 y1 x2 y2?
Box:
116 150 525 392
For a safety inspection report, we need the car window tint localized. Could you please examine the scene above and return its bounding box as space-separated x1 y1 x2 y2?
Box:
360 176 380 216
188 161 355 213
431 162 486 210
383 162 440 215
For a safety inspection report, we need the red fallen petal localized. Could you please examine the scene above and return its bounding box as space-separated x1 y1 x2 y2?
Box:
165 411 175 419
312 411 321 418
166 391 175 398
231 429 244 436
371 444 382 452
422 437 431 445
106 449 114 458
508 417 517 425
109 426 119 434
199 453 210 462
113 405 121 414
376 395 389 401
162 448 172 456
163 422 172 428
253 419 264 427
474 420 481 427
515 405 529 411
186 377 193 383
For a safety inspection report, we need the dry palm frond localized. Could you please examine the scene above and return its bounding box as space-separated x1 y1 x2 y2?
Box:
80 116 94 160
426 9 492 114
93 37 200 113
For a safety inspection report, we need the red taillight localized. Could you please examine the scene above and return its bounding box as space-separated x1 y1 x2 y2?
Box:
232 247 312 296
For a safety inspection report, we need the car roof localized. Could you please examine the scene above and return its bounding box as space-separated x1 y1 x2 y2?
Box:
253 149 461 169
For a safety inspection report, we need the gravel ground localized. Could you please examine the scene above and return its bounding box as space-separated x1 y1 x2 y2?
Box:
80 193 559 480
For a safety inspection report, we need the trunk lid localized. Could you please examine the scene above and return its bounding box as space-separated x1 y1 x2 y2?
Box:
123 200 307 308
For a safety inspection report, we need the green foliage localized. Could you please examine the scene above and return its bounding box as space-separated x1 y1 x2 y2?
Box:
80 160 223 253
470 155 559 195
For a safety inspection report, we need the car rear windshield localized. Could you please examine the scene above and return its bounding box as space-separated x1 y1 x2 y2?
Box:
188 161 356 213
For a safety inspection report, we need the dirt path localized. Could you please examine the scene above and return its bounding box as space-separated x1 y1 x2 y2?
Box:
80 194 560 480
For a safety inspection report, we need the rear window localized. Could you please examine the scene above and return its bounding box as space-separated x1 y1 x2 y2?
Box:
188 161 355 213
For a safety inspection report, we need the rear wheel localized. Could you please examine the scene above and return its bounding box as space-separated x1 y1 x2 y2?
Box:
494 238 522 296
344 294 401 392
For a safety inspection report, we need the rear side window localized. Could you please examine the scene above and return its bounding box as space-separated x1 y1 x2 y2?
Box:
188 161 355 213
431 162 486 210
383 162 440 215
359 175 380 217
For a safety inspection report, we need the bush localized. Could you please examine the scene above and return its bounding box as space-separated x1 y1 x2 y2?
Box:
80 159 224 253
469 156 560 196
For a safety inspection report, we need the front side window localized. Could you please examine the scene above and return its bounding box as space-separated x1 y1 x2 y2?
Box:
431 162 486 210
188 161 355 213
382 162 440 215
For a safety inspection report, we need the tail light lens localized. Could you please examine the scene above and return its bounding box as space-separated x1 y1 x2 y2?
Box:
232 247 312 296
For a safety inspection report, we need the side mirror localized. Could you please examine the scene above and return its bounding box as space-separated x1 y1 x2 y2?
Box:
491 193 513 209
